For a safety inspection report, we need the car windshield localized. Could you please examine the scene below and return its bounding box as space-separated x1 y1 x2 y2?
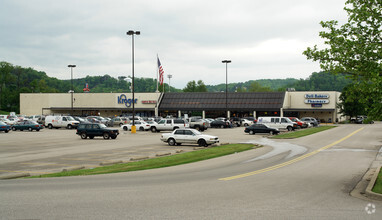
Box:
0 121 6 125
67 116 75 121
99 124 107 128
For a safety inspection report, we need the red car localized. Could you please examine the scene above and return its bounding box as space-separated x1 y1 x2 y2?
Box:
288 117 308 129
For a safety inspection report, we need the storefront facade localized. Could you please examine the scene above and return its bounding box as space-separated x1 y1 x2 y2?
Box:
20 91 343 122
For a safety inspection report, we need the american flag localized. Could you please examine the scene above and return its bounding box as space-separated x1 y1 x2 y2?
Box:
157 57 164 85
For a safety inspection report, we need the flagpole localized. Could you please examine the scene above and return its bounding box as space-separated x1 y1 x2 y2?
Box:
156 54 159 93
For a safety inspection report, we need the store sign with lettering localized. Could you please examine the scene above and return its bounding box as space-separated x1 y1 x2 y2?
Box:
141 100 157 104
304 94 330 99
304 99 330 104
117 94 137 108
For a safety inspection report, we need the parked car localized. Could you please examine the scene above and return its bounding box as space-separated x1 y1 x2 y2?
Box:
121 121 151 131
188 118 208 131
300 117 319 127
150 118 189 132
241 118 254 127
160 128 219 147
0 121 11 133
288 117 308 129
210 119 231 128
244 124 280 135
230 117 241 127
12 120 44 131
76 123 119 139
257 117 297 131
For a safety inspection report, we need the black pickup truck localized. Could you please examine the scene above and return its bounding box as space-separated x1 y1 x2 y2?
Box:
76 123 119 139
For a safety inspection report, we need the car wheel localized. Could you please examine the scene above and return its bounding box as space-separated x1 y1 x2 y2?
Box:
67 124 72 129
244 123 249 127
5 130 9 133
176 143 182 146
111 135 117 139
270 131 274 135
249 130 254 135
28 127 33 131
119 123 123 126
48 124 53 129
139 127 144 131
89 135 94 139
123 126 128 131
195 126 200 131
103 133 110 139
12 127 16 131
287 126 293 131
173 127 179 130
168 138 176 146
81 133 87 139
151 127 157 132
220 125 224 129
198 139 207 147
36 129 40 132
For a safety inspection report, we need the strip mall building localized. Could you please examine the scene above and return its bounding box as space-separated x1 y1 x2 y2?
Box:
20 91 343 123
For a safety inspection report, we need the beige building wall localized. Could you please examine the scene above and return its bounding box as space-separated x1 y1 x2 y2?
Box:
20 93 161 116
283 91 343 122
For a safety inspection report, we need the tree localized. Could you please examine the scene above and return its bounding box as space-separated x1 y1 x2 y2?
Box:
183 80 208 92
337 84 367 118
248 81 272 92
303 0 382 119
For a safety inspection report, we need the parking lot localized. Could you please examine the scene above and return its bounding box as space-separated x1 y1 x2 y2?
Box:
0 127 269 177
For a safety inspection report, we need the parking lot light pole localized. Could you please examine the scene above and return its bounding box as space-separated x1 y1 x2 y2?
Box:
222 60 231 118
68 65 76 116
127 30 140 134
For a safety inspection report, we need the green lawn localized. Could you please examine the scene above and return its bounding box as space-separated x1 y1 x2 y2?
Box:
29 144 257 178
372 168 382 194
271 126 336 139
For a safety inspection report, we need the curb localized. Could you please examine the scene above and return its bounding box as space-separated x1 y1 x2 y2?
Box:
130 156 150 161
156 152 171 157
0 173 30 180
62 166 85 172
100 160 123 166
365 166 382 201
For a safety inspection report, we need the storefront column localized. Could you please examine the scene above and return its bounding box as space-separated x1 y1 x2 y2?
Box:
253 111 256 119
155 107 158 117
178 110 181 118
280 108 283 117
202 111 205 119
227 111 230 119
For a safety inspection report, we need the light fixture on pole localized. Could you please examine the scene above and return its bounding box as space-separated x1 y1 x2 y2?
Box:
68 64 76 115
167 74 172 93
127 30 140 134
222 60 231 119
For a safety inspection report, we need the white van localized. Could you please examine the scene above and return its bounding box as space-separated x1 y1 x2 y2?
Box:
45 116 80 129
257 117 297 131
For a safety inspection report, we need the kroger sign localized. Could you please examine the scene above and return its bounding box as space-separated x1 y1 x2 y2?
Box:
117 94 137 108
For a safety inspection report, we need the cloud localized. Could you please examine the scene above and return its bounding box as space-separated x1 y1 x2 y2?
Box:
0 0 348 88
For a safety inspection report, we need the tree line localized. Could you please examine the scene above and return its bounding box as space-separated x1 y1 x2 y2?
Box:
0 61 354 114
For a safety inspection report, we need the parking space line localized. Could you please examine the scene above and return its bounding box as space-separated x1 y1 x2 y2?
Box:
86 154 115 156
219 127 365 181
0 170 51 174
20 162 76 167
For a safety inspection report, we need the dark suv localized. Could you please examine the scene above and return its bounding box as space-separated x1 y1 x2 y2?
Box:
76 123 119 139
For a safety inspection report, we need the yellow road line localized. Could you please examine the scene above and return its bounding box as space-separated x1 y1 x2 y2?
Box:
219 127 365 181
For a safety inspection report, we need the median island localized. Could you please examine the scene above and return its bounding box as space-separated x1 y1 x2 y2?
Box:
270 125 336 139
28 144 258 178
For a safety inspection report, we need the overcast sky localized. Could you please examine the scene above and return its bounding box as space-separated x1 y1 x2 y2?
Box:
0 0 348 89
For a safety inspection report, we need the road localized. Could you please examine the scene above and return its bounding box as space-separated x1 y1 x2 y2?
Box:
0 123 381 219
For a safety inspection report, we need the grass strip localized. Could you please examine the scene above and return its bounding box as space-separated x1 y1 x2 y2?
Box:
271 126 336 139
29 144 256 178
372 168 382 194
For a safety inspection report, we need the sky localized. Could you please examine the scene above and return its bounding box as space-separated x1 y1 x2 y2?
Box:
0 0 349 89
